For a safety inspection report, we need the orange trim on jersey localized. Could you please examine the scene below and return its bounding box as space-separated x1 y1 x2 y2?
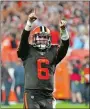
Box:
24 93 28 109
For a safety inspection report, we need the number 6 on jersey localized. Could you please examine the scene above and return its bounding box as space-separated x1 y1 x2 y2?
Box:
37 58 50 80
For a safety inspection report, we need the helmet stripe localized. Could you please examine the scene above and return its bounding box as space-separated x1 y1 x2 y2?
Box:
40 26 42 32
42 26 45 32
40 26 47 33
44 26 47 32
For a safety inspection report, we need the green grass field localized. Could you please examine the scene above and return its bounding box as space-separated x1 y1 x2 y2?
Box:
56 101 89 108
1 101 89 109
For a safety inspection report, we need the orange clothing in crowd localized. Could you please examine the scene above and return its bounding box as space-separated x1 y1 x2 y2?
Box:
1 36 19 63
84 67 90 83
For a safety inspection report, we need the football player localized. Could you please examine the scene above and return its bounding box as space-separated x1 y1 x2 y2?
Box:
17 10 69 109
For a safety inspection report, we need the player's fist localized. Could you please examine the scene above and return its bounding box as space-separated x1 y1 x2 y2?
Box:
25 9 37 31
59 20 67 30
28 10 37 23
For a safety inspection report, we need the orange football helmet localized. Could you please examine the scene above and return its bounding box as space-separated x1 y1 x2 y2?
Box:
29 26 51 50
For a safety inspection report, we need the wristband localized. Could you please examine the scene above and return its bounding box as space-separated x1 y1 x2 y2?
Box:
25 20 32 31
60 28 69 40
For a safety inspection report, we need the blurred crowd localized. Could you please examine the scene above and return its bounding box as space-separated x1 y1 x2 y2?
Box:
1 1 89 106
69 55 89 104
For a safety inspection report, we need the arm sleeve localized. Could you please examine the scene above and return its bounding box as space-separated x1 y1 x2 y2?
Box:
17 29 30 60
55 39 69 65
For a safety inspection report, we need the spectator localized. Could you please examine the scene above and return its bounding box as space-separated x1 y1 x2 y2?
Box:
14 59 24 102
81 56 90 104
72 34 84 49
1 32 19 64
70 66 82 103
1 63 12 105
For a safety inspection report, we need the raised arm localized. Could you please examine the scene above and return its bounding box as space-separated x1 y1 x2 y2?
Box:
55 20 69 65
17 10 37 60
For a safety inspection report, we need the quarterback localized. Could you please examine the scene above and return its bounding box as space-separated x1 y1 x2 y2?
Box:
17 11 69 109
